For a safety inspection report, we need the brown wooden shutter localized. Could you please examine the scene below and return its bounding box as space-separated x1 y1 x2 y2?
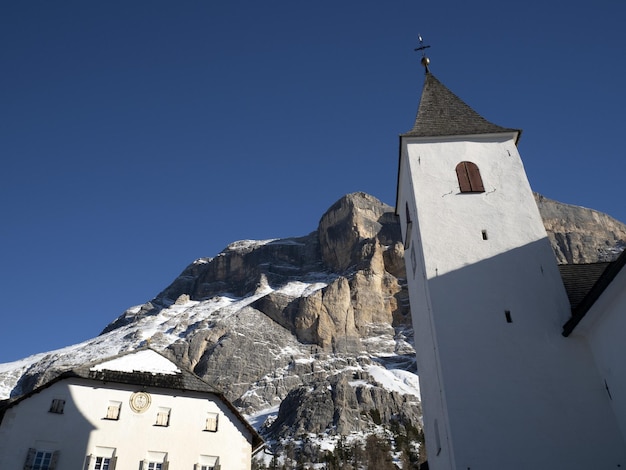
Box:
466 162 484 192
456 161 484 193
23 448 36 470
456 162 472 192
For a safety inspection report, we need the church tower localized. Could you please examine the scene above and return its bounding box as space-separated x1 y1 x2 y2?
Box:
396 56 626 469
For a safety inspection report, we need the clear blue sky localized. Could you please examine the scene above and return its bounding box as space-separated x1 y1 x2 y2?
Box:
2 1 625 363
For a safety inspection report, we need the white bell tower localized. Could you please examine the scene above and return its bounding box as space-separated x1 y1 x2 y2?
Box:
396 50 626 469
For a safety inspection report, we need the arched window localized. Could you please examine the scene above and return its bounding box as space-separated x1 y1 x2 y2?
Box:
456 161 485 193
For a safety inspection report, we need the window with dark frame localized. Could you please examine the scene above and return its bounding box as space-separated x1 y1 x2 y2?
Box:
94 456 112 470
84 452 117 470
456 161 485 193
49 399 65 414
24 448 59 470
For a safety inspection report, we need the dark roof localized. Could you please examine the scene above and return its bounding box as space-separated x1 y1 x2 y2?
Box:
562 249 626 336
0 347 264 450
402 73 521 141
559 262 612 311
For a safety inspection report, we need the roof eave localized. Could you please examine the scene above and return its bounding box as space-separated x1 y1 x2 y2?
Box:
562 249 626 336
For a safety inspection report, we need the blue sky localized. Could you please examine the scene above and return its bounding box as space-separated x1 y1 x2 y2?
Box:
1 1 625 363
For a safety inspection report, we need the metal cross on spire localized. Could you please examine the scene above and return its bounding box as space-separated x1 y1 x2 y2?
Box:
414 34 431 74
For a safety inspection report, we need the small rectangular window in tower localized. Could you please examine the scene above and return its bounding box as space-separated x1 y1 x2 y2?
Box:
49 398 65 414
505 310 512 323
404 202 413 249
481 230 488 240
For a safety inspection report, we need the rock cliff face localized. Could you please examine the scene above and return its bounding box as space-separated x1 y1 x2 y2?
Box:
536 194 626 263
2 191 624 464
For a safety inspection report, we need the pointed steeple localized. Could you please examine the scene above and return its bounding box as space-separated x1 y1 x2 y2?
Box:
403 73 521 141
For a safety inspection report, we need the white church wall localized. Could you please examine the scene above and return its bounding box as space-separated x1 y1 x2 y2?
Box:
398 133 626 469
398 155 455 470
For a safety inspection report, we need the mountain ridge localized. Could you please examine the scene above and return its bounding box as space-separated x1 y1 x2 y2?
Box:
1 191 624 466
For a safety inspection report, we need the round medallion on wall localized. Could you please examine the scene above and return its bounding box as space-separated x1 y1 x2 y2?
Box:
129 391 151 413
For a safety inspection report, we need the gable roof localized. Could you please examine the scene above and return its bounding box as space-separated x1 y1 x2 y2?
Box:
402 72 521 142
71 348 222 395
561 249 626 336
0 347 263 450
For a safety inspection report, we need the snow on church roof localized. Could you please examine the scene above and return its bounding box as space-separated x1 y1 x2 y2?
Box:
90 348 180 375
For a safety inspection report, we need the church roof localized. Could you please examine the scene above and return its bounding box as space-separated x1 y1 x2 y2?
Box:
561 249 626 336
402 72 521 141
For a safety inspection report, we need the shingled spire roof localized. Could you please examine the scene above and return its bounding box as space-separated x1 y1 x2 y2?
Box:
403 72 521 141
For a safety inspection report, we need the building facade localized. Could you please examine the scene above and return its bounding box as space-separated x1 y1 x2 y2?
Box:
0 348 263 470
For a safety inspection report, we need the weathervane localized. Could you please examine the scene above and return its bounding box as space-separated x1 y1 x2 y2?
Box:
414 34 431 73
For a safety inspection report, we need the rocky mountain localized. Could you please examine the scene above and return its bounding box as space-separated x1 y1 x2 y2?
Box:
1 191 624 467
536 194 626 263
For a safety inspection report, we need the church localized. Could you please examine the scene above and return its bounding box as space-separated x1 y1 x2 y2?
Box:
396 55 626 469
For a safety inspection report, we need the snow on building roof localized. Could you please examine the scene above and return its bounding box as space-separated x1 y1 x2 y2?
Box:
90 348 181 375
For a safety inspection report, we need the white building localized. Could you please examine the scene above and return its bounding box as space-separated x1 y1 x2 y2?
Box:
396 63 626 469
0 348 263 470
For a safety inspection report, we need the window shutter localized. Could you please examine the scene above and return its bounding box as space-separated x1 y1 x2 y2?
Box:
24 448 36 470
139 460 146 470
456 162 472 192
109 456 118 470
456 161 484 193
106 405 120 420
156 411 170 426
50 451 60 470
467 162 484 192
194 465 200 470
83 454 93 470
206 412 219 431
162 462 170 470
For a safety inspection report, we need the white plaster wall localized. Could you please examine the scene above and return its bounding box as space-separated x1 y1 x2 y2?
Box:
398 159 456 470
0 379 253 470
398 134 626 469
580 266 626 446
